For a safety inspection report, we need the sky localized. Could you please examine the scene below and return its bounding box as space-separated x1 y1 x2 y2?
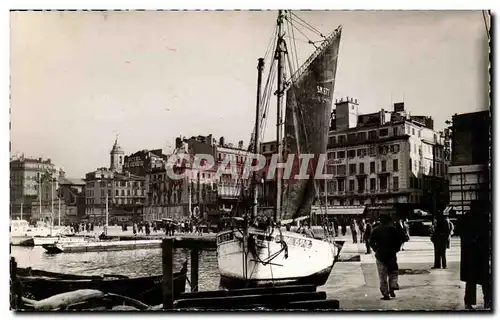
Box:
10 10 489 178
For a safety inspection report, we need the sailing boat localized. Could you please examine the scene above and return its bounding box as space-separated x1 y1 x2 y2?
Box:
217 11 342 288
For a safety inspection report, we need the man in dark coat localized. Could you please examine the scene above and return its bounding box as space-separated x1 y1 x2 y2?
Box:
364 219 373 254
431 215 451 269
369 214 404 300
460 201 492 309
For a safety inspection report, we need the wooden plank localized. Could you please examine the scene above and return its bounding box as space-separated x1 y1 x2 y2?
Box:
174 291 326 309
190 249 199 292
162 238 174 310
179 284 317 299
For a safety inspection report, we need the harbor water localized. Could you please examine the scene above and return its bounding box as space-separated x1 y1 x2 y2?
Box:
10 246 221 292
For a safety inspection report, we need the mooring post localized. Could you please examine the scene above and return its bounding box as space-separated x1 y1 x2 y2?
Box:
10 257 17 310
162 238 174 310
190 248 199 292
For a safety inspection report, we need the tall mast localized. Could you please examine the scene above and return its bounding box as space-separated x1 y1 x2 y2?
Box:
275 10 285 222
252 58 265 221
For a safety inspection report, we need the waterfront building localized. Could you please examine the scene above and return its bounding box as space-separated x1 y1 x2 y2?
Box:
57 170 86 224
324 98 449 217
144 134 251 222
10 156 62 222
123 149 169 177
84 138 146 224
446 110 490 215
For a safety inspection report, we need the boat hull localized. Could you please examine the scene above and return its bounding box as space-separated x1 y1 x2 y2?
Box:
217 228 337 289
16 267 187 306
42 239 162 254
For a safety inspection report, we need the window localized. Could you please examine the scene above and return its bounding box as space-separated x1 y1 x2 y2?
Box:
412 128 415 135
359 163 365 174
370 178 376 190
357 148 367 157
393 127 398 136
368 130 377 140
108 189 111 197
393 159 399 172
328 152 335 160
127 189 131 196
347 134 356 143
356 132 367 141
369 146 376 157
347 150 356 158
121 190 125 196
349 164 356 175
393 144 400 153
370 161 375 173
338 135 346 144
349 180 355 191
381 160 387 172
337 151 346 159
337 165 346 176
358 177 366 192
379 128 389 137
409 158 412 170
337 179 345 192
380 176 388 190
328 136 336 146
379 145 388 155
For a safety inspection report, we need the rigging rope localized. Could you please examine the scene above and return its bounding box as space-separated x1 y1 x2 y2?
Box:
290 11 325 38
288 11 300 75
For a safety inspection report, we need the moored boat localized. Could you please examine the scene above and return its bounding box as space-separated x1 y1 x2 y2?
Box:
42 239 163 254
16 264 188 306
217 10 342 289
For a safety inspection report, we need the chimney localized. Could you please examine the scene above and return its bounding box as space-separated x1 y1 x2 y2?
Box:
207 134 213 145
379 109 385 126
219 137 225 146
238 140 244 149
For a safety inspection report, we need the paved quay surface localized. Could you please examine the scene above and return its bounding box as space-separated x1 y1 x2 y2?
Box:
324 236 489 311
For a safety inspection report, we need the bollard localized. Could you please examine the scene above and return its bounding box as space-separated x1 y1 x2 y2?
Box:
162 238 174 310
190 248 199 292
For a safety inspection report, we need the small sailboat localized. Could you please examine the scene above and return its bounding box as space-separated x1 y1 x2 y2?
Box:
217 11 342 288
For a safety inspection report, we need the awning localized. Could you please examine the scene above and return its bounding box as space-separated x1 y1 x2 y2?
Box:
312 206 365 215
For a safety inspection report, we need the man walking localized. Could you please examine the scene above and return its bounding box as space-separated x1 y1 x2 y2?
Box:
359 218 366 243
369 215 404 300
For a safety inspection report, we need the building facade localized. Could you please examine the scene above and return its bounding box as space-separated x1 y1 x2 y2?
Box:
143 134 251 222
84 138 146 223
325 98 448 217
10 156 61 222
447 111 490 215
123 149 169 177
57 173 86 224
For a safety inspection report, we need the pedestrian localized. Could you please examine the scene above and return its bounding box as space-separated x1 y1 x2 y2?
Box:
460 201 492 310
132 223 137 236
341 221 347 236
145 222 151 236
364 219 373 254
350 219 358 243
358 218 365 243
369 214 404 300
430 215 451 269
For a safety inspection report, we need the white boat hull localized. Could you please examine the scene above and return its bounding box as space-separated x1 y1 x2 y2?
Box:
32 237 88 246
217 227 338 288
43 239 163 254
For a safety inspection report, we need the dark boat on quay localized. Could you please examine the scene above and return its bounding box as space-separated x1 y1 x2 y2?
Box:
15 263 188 306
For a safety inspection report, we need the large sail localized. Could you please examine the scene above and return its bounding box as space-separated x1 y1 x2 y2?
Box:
280 27 342 221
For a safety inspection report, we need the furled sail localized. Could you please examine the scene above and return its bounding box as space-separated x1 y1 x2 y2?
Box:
280 27 342 222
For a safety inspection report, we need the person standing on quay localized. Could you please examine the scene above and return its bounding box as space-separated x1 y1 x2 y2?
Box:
460 200 492 310
358 218 366 243
430 215 451 269
364 219 373 254
350 219 358 243
369 215 404 300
